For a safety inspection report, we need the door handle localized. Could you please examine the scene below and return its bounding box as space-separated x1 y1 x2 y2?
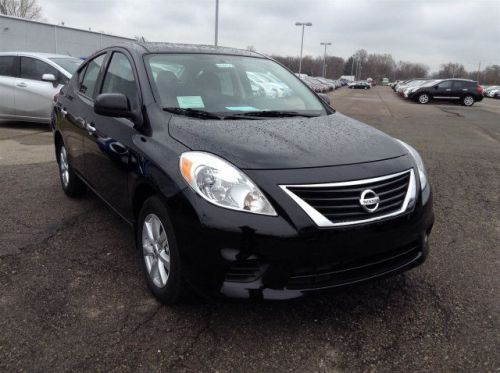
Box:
445 89 451 91
86 121 96 134
16 82 27 88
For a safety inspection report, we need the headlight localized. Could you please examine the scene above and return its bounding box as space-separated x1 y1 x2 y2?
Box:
180 151 277 216
396 140 428 190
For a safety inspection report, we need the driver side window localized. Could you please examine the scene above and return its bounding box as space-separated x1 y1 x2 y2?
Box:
101 52 138 109
20 57 60 82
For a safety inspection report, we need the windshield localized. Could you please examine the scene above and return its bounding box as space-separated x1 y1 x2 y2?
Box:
145 54 326 117
49 57 82 75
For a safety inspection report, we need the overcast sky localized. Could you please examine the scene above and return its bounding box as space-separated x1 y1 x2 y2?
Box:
38 0 499 72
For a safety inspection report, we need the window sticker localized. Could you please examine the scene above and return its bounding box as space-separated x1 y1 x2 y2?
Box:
225 106 259 111
177 96 205 109
216 63 235 68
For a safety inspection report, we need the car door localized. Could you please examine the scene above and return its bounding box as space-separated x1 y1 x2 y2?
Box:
58 53 107 173
0 55 18 118
82 51 141 218
15 56 65 121
452 80 468 98
432 80 453 100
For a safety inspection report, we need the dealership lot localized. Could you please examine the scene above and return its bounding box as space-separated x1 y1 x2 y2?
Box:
1 87 499 371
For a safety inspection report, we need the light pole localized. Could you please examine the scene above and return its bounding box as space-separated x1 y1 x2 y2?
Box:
214 0 219 46
295 22 312 75
320 42 331 77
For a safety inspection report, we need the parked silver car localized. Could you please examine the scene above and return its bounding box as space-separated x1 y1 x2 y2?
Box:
0 52 82 123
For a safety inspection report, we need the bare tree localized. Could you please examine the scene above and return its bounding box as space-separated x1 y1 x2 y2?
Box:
434 63 467 79
0 0 42 19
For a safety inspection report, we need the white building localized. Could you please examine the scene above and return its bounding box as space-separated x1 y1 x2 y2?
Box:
0 14 135 58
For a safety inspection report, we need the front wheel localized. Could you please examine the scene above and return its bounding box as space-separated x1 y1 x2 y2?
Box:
137 196 185 304
462 95 475 106
58 143 86 197
418 93 430 104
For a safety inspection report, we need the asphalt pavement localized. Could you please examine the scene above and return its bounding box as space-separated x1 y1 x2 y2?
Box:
1 88 499 372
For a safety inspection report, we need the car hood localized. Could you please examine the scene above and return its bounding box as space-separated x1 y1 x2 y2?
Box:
168 112 406 169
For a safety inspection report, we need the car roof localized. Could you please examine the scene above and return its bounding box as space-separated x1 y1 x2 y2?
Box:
118 41 264 58
0 51 79 59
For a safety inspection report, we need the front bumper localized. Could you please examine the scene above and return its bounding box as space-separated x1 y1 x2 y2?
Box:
169 161 434 300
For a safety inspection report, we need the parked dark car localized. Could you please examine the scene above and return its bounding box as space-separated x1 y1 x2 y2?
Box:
407 79 484 106
349 81 371 89
52 42 434 303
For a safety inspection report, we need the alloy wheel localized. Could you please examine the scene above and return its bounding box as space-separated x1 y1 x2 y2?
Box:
419 94 429 104
142 213 171 288
59 146 70 188
463 96 474 106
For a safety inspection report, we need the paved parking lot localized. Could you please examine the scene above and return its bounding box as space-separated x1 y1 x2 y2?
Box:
1 87 499 372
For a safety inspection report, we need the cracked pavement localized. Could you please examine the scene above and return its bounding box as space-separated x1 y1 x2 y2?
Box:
1 89 499 372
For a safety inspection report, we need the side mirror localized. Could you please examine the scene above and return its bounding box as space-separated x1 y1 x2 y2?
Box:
42 73 56 82
318 93 331 105
434 85 439 89
94 93 143 128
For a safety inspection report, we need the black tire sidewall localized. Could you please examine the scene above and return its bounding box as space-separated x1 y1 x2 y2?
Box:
136 195 183 304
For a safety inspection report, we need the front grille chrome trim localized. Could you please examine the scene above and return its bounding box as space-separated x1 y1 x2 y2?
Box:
280 169 416 227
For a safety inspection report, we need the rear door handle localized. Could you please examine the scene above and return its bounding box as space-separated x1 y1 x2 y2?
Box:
16 82 27 88
445 89 451 91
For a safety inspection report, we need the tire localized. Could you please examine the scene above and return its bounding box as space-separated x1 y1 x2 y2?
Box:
137 196 184 304
57 142 86 198
418 93 430 104
462 95 475 107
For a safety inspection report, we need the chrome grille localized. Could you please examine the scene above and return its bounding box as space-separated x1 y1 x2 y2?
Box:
280 169 416 227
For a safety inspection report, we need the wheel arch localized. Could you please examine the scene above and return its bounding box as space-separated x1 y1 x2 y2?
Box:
132 182 159 222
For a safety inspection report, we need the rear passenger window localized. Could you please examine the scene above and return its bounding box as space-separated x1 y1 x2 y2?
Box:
0 56 17 77
20 57 59 82
101 52 138 108
438 81 452 89
79 54 106 97
453 81 465 89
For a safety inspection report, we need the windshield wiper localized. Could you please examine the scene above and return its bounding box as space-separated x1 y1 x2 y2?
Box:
163 107 222 120
224 110 320 119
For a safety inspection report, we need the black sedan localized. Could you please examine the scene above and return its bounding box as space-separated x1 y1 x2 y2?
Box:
52 42 434 303
349 81 371 89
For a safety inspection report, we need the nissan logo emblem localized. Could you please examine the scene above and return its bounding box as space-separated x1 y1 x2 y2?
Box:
359 189 380 212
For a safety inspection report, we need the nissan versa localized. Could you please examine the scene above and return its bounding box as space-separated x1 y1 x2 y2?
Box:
51 42 434 303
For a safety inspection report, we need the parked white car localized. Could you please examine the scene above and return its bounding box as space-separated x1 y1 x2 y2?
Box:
0 52 82 123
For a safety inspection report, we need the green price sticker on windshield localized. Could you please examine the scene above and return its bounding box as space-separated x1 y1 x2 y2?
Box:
177 96 205 109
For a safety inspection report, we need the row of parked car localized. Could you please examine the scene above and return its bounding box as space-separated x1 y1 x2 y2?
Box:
296 74 348 93
482 85 500 99
390 78 485 106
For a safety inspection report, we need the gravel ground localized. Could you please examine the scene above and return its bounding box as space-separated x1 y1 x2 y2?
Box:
1 88 499 372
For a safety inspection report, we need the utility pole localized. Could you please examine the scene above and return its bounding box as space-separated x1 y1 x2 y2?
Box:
214 0 219 46
320 42 331 78
476 61 481 82
295 22 312 75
